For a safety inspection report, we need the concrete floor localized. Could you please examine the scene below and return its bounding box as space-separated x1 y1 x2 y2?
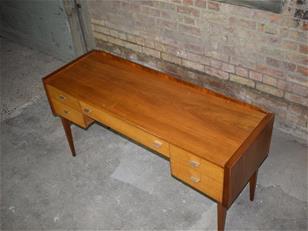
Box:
1 38 307 230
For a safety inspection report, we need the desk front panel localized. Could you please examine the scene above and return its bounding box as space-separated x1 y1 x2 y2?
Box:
80 101 170 158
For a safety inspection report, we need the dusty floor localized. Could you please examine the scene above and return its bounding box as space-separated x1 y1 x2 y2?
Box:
1 38 307 230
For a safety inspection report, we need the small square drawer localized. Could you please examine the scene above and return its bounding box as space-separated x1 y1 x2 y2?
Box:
170 145 224 183
171 162 223 202
52 100 93 128
47 85 81 111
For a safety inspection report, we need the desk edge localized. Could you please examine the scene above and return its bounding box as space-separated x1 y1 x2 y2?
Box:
222 113 275 208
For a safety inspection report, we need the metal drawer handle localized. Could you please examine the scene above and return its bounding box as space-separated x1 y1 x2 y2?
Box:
190 176 200 183
63 110 69 114
83 108 91 113
189 160 200 168
153 140 162 148
59 95 66 100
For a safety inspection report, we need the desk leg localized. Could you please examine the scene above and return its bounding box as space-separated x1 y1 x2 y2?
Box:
217 203 227 231
249 170 258 201
61 117 76 156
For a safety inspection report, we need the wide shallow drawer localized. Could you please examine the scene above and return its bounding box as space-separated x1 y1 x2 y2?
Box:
52 100 93 128
47 85 81 111
80 102 170 157
171 162 223 202
170 145 224 183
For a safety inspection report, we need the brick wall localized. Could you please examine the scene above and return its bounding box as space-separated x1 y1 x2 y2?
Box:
87 0 308 142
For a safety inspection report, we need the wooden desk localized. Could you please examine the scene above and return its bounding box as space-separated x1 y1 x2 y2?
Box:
43 50 274 230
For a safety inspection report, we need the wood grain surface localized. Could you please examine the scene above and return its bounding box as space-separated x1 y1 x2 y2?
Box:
44 50 267 167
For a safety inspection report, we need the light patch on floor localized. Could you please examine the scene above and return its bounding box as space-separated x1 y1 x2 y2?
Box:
111 143 171 195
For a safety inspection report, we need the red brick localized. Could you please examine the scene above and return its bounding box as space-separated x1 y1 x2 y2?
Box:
249 71 263 82
297 66 308 77
177 5 200 17
207 1 220 11
183 0 193 5
266 57 296 71
281 40 298 51
256 64 283 79
269 14 280 23
299 44 308 54
277 80 287 90
303 21 308 30
285 53 308 66
195 0 206 8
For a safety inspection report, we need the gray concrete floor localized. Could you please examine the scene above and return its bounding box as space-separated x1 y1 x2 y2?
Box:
1 37 307 230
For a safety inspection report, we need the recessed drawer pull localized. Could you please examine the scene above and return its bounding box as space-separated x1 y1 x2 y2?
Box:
83 108 91 114
59 95 66 100
190 176 200 183
189 160 200 168
153 140 162 148
64 110 69 114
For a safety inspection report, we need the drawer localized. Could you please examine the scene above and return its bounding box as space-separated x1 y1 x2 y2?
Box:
80 101 169 157
47 85 81 111
53 100 93 128
170 145 224 183
171 162 223 202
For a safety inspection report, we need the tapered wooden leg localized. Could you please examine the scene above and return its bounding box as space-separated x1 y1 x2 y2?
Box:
61 117 76 156
250 170 258 201
217 203 227 231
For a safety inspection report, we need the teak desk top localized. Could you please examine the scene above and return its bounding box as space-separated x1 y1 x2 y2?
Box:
45 51 267 167
43 50 274 230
